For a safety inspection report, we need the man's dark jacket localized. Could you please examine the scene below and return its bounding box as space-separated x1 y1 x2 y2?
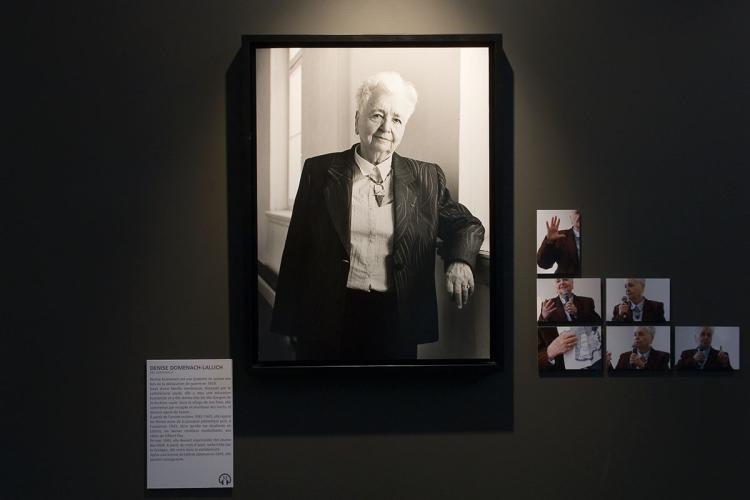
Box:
614 349 670 370
537 295 601 324
610 298 666 323
676 347 733 371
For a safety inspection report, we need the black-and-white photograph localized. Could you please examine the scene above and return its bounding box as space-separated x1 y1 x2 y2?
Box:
605 278 670 324
239 37 507 366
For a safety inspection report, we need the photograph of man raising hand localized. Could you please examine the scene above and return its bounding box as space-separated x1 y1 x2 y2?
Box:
536 210 581 275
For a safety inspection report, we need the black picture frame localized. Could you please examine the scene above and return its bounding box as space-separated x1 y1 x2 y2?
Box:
227 34 512 369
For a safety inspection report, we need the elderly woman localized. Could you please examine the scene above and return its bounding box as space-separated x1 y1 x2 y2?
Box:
270 71 485 361
613 326 670 370
611 278 665 322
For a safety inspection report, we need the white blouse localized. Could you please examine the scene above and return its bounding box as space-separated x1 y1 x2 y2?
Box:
346 148 395 292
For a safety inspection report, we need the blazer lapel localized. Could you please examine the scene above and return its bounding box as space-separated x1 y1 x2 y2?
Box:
392 153 418 267
323 148 354 255
571 295 583 321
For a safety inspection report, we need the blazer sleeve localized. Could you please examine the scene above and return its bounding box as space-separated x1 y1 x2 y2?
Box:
538 329 554 369
434 164 485 270
580 297 601 322
655 351 670 370
269 160 314 335
591 307 602 323
707 349 734 371
538 301 548 322
676 350 696 370
536 237 559 270
615 352 630 370
611 304 621 321
655 301 665 322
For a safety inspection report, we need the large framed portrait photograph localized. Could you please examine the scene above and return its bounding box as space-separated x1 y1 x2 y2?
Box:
227 35 511 368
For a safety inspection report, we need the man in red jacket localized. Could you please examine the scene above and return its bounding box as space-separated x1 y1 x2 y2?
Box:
536 210 581 275
613 326 670 371
538 278 601 324
676 326 732 371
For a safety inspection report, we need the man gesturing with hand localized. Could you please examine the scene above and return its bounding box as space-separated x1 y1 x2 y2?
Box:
537 211 581 275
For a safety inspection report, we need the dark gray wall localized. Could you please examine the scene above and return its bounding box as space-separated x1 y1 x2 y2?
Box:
7 1 748 498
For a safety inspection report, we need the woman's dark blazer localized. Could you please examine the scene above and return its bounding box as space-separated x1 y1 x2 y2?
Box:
270 145 485 348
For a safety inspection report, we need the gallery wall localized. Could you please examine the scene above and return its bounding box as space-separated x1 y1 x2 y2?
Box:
6 0 749 498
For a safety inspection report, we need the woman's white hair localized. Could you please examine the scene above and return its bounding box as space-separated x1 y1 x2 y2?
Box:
356 71 418 118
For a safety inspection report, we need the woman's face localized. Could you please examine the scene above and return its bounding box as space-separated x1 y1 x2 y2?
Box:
355 88 412 163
